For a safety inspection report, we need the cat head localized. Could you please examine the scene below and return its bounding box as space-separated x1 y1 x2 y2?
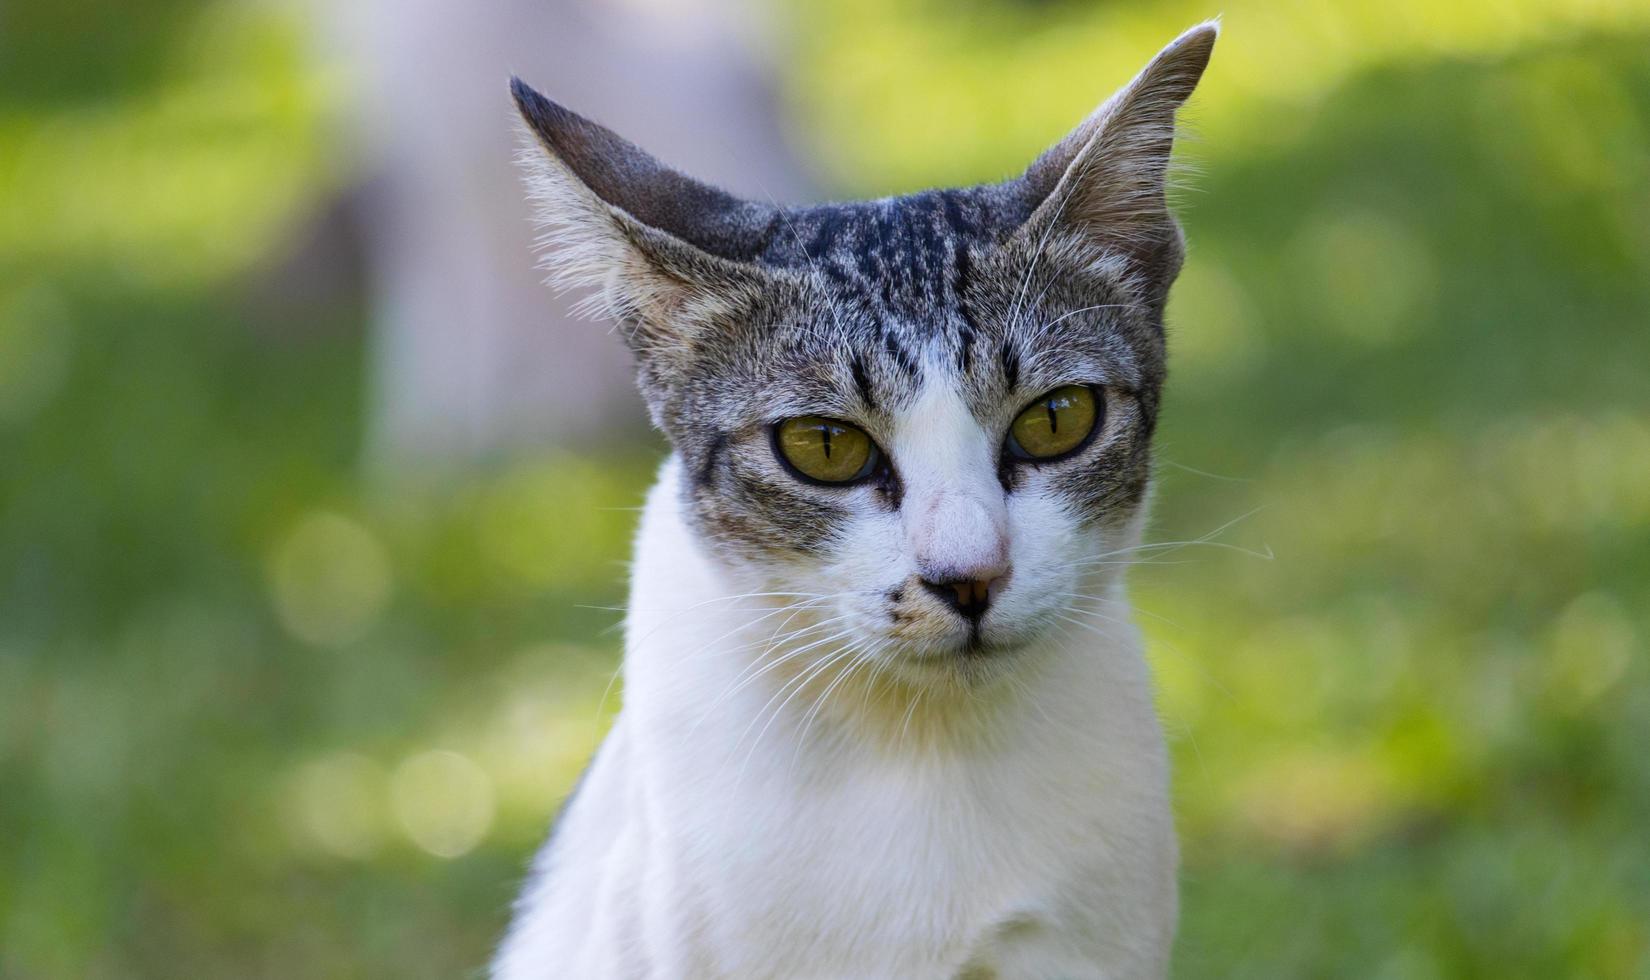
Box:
513 23 1215 677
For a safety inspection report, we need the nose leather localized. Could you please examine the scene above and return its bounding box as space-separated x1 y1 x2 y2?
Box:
912 492 1009 585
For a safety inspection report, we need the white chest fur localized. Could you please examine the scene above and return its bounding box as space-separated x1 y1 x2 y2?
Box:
493 459 1177 980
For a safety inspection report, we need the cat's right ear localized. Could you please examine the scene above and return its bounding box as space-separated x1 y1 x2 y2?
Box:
510 79 777 361
1011 22 1218 313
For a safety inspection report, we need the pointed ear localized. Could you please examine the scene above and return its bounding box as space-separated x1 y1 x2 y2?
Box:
510 78 777 360
1014 22 1218 310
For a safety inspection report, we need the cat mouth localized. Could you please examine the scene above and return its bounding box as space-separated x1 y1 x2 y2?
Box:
937 602 1027 659
880 581 1030 661
899 622 1023 662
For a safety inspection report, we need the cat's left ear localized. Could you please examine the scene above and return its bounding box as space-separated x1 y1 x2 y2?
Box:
510 79 779 363
1014 21 1218 311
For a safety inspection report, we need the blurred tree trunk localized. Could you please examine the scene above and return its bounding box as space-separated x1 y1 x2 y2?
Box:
323 0 811 469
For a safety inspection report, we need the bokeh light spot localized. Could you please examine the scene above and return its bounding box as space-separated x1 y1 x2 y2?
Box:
0 286 74 425
1292 208 1435 346
1545 592 1635 708
390 749 495 859
286 753 389 861
268 511 393 646
1167 261 1263 378
1237 749 1394 853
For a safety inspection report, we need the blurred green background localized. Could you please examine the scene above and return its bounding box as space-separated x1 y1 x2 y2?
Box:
3 0 1648 976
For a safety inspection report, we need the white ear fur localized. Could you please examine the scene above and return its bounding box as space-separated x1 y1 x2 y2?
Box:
514 132 734 356
516 130 658 319
510 80 774 361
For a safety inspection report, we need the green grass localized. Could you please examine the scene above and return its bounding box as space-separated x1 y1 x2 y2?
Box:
2 1 1647 976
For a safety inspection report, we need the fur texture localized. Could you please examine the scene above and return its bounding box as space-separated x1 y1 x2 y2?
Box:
495 21 1218 979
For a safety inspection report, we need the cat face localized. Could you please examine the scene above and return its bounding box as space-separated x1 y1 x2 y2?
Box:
647 201 1163 666
513 23 1216 674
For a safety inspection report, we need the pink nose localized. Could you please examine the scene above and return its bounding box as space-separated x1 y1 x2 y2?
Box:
912 493 1008 575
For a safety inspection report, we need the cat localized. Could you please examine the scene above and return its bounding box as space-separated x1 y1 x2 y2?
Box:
493 21 1217 980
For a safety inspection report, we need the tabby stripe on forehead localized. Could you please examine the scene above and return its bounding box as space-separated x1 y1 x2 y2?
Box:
955 323 975 374
747 212 786 262
881 328 921 382
850 353 877 412
1001 340 1021 391
910 197 945 284
804 209 844 260
951 244 979 328
938 188 976 237
878 276 901 315
952 243 980 373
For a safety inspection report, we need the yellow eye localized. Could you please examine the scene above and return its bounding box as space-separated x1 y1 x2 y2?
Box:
774 416 880 484
1007 385 1100 460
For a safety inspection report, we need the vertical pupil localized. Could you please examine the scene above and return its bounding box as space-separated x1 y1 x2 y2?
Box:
821 425 833 459
1046 399 1060 434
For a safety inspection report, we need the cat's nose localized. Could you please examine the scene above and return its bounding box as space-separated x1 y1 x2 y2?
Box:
919 572 1007 622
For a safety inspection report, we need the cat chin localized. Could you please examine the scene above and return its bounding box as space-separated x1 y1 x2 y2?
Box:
855 649 1029 706
881 625 1045 678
